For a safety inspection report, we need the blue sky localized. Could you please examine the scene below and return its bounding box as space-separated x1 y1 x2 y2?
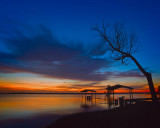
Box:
0 0 160 93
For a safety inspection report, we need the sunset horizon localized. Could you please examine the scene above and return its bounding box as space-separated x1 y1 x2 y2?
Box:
0 1 160 95
0 1 160 128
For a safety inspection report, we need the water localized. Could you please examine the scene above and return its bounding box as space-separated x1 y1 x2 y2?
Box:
0 94 151 128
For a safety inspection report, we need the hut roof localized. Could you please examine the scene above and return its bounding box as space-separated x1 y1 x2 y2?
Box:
80 89 96 92
106 84 133 90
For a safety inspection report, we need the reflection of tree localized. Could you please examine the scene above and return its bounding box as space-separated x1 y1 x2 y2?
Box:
93 22 158 101
106 93 113 110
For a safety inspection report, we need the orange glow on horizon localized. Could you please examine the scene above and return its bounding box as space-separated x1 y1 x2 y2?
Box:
0 78 159 93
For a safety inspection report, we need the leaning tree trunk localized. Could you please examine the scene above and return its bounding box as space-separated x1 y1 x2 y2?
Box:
145 72 158 102
129 55 158 102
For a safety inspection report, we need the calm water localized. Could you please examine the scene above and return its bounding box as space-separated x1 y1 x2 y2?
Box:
0 94 151 122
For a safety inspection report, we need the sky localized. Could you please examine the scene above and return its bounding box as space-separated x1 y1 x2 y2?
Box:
0 0 160 93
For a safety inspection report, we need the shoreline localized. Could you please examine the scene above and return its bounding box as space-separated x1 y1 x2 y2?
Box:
46 101 160 128
0 113 64 128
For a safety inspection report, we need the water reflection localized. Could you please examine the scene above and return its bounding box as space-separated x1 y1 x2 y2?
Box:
0 94 151 121
80 93 96 110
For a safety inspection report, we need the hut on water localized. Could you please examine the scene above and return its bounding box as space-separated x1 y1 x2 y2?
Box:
80 89 97 108
106 84 134 106
80 89 96 101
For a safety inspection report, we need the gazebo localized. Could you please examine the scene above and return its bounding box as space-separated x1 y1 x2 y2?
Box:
80 89 96 101
106 84 134 104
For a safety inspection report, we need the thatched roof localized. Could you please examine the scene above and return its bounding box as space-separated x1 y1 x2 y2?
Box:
106 84 133 90
80 89 96 92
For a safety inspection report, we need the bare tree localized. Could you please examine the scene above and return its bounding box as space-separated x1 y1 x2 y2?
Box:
93 22 158 102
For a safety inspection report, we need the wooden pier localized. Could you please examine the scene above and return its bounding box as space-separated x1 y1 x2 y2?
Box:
125 98 160 102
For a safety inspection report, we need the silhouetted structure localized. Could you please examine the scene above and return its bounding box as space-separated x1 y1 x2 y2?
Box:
81 89 96 100
106 84 134 107
80 89 97 108
158 86 160 98
94 22 158 102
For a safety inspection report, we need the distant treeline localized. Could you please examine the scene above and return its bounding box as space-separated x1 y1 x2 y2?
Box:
0 92 152 94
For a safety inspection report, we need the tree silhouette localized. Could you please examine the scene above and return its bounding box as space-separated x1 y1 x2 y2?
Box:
93 22 158 102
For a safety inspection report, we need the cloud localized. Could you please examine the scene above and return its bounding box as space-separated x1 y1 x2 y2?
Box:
0 86 13 92
0 21 146 82
73 82 99 87
0 22 112 81
55 81 108 91
129 84 148 90
114 69 145 78
0 66 25 73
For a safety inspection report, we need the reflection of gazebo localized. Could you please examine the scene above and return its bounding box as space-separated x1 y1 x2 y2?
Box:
80 89 96 100
106 84 134 103
80 89 97 108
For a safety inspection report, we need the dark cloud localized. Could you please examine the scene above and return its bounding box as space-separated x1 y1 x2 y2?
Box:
0 22 112 81
73 82 99 87
0 21 146 82
114 69 145 78
130 84 147 90
56 82 108 90
0 66 24 73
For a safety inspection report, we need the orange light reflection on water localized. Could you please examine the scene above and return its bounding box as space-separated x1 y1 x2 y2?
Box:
0 93 152 121
0 94 81 112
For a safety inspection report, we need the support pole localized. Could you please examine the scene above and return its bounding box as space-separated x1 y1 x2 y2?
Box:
95 92 96 105
129 89 131 103
130 89 131 100
113 90 114 104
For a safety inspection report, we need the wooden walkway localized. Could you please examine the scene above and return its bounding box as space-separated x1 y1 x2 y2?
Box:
125 98 160 102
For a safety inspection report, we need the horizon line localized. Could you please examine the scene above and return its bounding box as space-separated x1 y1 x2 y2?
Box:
0 92 151 94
